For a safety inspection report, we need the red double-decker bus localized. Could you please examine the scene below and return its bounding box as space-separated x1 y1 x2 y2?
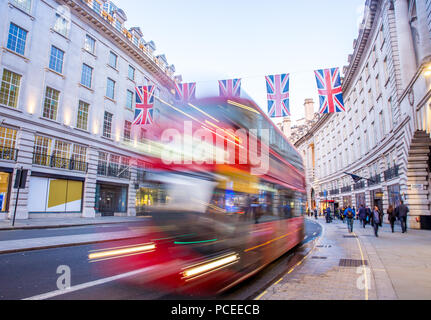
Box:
91 96 306 296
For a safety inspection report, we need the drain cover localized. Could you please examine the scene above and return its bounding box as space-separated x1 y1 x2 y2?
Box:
311 256 327 259
316 245 332 248
339 259 368 267
343 235 357 238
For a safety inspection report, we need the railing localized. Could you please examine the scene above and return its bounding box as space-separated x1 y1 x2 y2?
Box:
0 147 18 161
330 189 339 195
32 153 88 172
353 181 365 190
341 185 352 193
367 174 381 186
384 165 399 181
97 162 130 179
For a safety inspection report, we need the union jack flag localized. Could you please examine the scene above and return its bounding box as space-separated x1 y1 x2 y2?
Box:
174 82 196 102
133 85 155 125
266 73 290 117
218 79 241 97
314 67 345 114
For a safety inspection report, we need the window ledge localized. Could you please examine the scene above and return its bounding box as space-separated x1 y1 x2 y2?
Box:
73 127 90 134
1 46 29 62
104 96 116 104
50 28 70 42
127 77 136 84
78 83 94 93
0 103 22 113
107 64 119 73
45 67 65 79
39 116 60 125
101 135 114 142
8 2 35 20
82 48 97 59
124 107 133 112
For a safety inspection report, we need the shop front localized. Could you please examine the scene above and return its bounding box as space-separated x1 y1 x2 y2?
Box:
342 195 352 209
387 184 401 207
0 168 12 214
28 173 84 213
95 182 127 216
370 188 383 213
355 192 366 208
136 182 169 214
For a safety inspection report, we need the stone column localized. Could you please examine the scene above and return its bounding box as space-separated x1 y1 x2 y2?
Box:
127 158 137 217
8 128 35 220
82 147 97 218
394 0 418 89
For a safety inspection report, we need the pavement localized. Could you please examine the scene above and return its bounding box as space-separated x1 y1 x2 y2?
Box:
259 216 431 300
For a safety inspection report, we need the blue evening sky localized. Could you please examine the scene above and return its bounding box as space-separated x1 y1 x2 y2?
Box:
120 0 366 123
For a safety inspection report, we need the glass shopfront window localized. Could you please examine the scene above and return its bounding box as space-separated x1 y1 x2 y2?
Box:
388 184 401 207
0 171 11 212
136 183 168 214
355 192 366 208
95 183 127 216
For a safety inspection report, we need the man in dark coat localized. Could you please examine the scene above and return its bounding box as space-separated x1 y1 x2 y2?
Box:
358 205 367 228
395 200 409 233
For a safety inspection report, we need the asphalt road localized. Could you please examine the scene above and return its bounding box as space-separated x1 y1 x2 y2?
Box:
0 219 322 300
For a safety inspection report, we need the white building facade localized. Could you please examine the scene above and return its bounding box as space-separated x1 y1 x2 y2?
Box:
295 0 431 229
0 0 178 220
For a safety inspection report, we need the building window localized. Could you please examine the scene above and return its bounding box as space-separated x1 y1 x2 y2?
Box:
109 51 117 69
106 78 115 99
42 87 60 120
71 144 87 171
76 101 89 130
126 90 133 109
128 65 135 80
84 35 95 54
379 111 386 137
375 75 381 97
53 12 70 37
80 64 93 88
103 111 113 138
0 69 21 108
49 46 64 74
0 126 17 160
124 121 131 141
7 23 27 55
12 0 32 13
383 57 389 84
52 140 71 169
33 135 52 166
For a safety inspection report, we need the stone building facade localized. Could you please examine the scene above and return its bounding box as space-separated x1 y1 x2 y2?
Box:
295 0 431 229
0 0 178 220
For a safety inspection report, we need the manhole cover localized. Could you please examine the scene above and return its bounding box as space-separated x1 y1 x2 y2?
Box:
339 259 368 267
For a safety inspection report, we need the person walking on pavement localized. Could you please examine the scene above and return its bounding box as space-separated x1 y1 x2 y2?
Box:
358 204 367 228
387 204 396 233
395 200 409 233
325 206 331 223
314 207 318 220
344 205 355 233
365 205 372 226
372 205 381 237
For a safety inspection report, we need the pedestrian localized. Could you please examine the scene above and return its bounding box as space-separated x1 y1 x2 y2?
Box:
358 204 367 228
344 205 355 233
340 207 345 223
325 206 331 223
365 205 372 226
372 205 381 237
314 207 318 220
395 200 409 233
387 205 396 233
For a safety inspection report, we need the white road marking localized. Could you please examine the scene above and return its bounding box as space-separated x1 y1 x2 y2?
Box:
23 266 155 300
